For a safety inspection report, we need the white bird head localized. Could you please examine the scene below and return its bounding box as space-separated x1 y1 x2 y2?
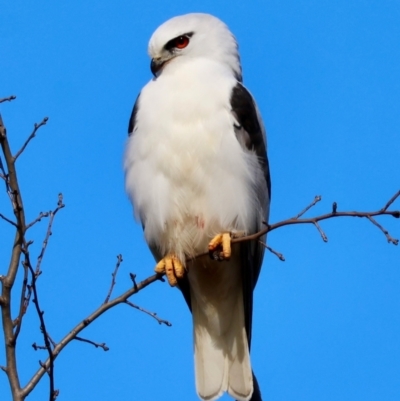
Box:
148 13 242 81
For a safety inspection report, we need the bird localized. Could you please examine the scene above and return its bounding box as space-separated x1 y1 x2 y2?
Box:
124 13 271 401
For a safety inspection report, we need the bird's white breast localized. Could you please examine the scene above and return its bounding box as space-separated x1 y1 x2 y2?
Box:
124 58 259 261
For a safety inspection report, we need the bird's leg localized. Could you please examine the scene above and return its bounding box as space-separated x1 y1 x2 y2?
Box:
208 232 232 261
154 255 185 287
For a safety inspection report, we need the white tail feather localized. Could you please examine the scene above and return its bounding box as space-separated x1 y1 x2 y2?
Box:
188 258 253 401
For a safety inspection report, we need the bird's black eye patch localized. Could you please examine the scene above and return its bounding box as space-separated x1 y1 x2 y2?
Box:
164 32 194 52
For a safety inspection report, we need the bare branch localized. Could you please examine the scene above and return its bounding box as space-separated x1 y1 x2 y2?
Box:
13 196 65 349
26 212 50 230
259 241 285 261
130 272 139 289
367 216 399 245
0 112 26 399
382 190 400 212
0 95 16 104
22 272 165 398
74 336 109 351
104 254 123 304
45 332 57 348
20 191 399 398
0 212 17 227
234 192 400 246
124 300 172 326
1 110 64 400
293 195 321 219
25 255 56 401
313 221 328 242
32 343 48 351
13 117 48 161
2 98 399 400
16 195 64 400
12 261 29 342
35 194 65 275
0 155 10 190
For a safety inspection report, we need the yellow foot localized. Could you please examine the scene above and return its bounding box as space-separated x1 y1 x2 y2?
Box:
154 255 185 287
208 232 232 261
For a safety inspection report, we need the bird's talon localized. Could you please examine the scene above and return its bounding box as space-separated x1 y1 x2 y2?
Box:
154 255 184 287
208 232 232 260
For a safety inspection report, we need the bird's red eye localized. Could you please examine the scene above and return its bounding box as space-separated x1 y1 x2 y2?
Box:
174 35 189 49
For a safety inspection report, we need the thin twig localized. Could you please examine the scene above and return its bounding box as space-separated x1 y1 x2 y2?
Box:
130 273 139 289
32 343 48 351
124 300 172 326
26 212 50 230
26 255 55 401
74 336 109 351
13 117 48 161
13 198 64 345
36 194 65 275
46 333 57 348
0 155 12 197
382 190 400 212
104 254 123 304
0 213 17 227
293 195 322 219
259 241 285 261
367 216 399 245
313 221 328 242
0 95 16 104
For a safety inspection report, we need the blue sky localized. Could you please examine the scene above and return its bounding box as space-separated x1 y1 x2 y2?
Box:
1 1 399 400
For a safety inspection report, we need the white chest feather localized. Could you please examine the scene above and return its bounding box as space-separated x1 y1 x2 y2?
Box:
124 59 258 260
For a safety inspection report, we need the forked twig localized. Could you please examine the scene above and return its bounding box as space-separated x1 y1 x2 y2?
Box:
35 194 65 275
74 336 109 351
104 254 123 304
26 212 50 230
234 191 400 246
13 117 49 161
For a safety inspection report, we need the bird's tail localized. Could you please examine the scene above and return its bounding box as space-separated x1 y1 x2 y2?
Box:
189 262 253 401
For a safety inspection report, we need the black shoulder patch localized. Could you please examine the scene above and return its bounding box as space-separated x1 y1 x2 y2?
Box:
128 94 140 136
230 83 271 197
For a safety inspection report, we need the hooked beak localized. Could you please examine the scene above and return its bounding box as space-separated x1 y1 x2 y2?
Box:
150 58 166 77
